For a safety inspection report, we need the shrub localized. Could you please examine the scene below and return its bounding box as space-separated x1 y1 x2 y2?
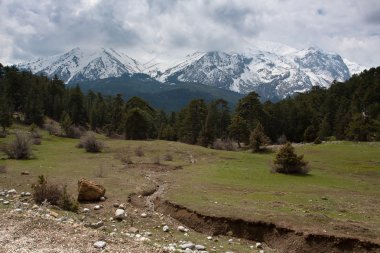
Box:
59 185 79 212
153 156 160 165
33 138 42 145
134 146 144 157
0 165 7 173
32 175 62 205
80 132 104 153
43 122 61 136
32 175 78 212
163 152 173 161
212 139 238 151
272 142 310 174
249 123 270 152
314 137 322 144
94 164 106 178
0 131 6 138
5 132 32 159
115 147 133 164
67 126 83 139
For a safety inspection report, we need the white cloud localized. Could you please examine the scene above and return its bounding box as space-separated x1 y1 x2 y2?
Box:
0 0 379 66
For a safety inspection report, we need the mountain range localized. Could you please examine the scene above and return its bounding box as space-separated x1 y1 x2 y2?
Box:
17 42 367 102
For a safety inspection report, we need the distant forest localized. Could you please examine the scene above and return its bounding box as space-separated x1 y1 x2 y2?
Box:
0 63 379 144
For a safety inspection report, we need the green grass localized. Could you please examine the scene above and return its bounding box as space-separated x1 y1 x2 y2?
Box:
1 125 379 242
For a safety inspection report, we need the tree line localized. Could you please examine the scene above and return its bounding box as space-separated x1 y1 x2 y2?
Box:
1 63 379 145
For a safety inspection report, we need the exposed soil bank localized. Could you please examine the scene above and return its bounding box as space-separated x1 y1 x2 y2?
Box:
154 198 380 253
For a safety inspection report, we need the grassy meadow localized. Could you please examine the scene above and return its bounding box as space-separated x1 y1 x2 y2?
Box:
0 125 379 242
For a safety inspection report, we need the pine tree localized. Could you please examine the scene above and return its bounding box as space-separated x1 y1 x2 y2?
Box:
249 122 270 152
0 96 12 133
124 108 152 140
228 115 249 148
272 143 309 174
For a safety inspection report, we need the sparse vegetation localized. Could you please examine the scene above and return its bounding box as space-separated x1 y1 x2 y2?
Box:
212 138 237 151
314 137 322 144
163 152 173 161
32 175 78 212
80 132 104 153
249 122 270 152
153 156 160 165
0 165 7 173
94 164 106 178
5 132 33 159
272 142 310 174
135 146 144 157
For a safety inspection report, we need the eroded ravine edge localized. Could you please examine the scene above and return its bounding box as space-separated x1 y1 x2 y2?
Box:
128 167 380 253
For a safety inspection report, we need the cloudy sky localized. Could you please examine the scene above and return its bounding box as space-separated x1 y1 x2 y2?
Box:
0 0 379 67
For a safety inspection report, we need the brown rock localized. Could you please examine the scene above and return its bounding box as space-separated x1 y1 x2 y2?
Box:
21 171 30 175
77 178 106 202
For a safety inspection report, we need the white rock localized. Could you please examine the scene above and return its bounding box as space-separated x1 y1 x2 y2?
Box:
7 189 17 195
14 208 22 212
113 203 119 207
93 241 106 248
180 243 195 250
259 250 265 253
114 208 125 220
256 242 263 249
3 201 10 205
141 213 148 218
177 225 189 232
195 244 206 250
119 203 126 210
94 205 101 210
83 208 90 213
207 236 213 240
162 225 169 232
100 196 106 201
25 192 31 196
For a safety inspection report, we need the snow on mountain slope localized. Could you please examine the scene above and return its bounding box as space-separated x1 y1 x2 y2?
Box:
156 47 357 100
18 47 142 84
343 58 367 75
18 44 367 101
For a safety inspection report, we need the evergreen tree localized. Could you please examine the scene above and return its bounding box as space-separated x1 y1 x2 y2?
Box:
0 96 12 133
67 85 86 125
228 115 249 148
178 99 207 144
273 143 309 174
124 108 151 140
249 122 270 152
235 92 266 130
60 111 72 136
110 94 124 134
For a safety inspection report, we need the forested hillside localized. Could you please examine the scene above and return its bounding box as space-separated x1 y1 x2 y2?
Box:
0 63 379 144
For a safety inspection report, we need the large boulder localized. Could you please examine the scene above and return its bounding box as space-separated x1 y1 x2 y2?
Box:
77 178 106 202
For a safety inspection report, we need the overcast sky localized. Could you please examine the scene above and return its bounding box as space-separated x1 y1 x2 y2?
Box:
0 0 379 67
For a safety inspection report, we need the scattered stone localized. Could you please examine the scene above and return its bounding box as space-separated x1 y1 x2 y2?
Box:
83 208 90 213
49 211 59 218
180 243 195 250
24 192 31 196
141 213 148 218
14 208 22 212
21 171 30 175
114 208 125 220
145 231 152 236
321 196 328 200
195 244 206 250
118 203 126 210
259 250 265 253
90 221 104 229
3 201 10 205
128 227 139 234
113 203 119 208
207 236 213 240
177 225 189 232
77 178 106 202
94 205 101 210
93 241 106 249
7 189 17 195
162 225 169 232
256 242 263 249
32 204 39 210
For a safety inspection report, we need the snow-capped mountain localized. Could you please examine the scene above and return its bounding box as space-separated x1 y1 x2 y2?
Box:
18 44 367 100
18 47 142 84
155 47 364 100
